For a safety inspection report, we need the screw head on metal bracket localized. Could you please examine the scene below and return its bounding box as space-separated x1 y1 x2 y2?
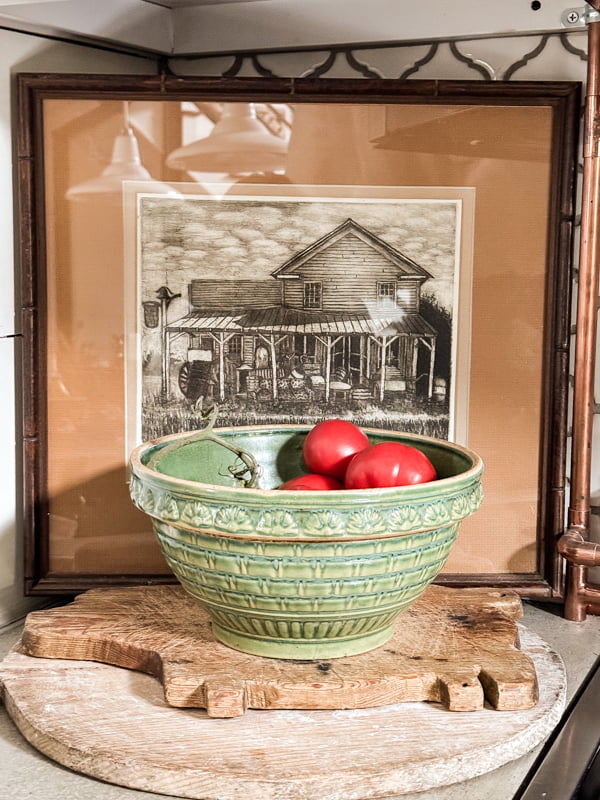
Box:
562 5 600 26
562 7 584 26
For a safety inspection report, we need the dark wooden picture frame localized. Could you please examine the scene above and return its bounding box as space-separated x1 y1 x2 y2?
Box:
15 73 580 596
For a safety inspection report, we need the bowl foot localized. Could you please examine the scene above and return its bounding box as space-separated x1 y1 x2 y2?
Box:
211 622 395 660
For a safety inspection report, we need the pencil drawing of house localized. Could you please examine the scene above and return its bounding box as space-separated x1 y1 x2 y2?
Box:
161 217 441 408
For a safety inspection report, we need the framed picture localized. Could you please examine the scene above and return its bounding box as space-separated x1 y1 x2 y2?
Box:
16 74 580 596
123 183 474 453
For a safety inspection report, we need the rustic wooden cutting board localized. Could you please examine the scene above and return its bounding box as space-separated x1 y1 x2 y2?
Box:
0 623 566 800
18 584 537 717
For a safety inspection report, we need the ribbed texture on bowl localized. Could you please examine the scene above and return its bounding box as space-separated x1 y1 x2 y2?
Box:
129 425 483 658
152 520 458 657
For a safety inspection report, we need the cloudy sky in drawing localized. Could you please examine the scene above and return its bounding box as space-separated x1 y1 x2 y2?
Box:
138 191 462 312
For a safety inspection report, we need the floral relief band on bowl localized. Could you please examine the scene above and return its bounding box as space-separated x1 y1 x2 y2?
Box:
129 424 484 659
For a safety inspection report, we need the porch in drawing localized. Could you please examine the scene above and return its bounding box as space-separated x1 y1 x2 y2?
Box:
160 218 442 409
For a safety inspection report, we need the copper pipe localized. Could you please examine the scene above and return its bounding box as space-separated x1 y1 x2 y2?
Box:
564 563 589 620
564 567 600 619
559 528 600 567
559 528 600 620
561 19 600 619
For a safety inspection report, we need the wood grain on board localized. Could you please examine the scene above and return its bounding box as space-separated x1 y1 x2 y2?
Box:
17 584 538 717
0 624 565 800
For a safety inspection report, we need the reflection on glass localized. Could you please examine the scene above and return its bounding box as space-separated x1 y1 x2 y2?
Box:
66 101 174 200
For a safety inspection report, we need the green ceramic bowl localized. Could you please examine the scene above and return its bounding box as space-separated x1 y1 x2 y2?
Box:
129 425 483 659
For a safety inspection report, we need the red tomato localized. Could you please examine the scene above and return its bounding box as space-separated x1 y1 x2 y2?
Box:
278 473 343 491
303 419 370 480
344 442 437 489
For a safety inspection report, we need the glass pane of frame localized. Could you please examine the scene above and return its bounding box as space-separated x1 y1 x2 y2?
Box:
16 75 580 596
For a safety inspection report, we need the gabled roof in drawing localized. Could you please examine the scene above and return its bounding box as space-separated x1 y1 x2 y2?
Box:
271 218 433 281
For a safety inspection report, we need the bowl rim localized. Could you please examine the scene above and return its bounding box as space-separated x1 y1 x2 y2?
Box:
129 424 484 503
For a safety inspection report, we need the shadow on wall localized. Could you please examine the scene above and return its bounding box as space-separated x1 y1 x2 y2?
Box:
44 466 169 578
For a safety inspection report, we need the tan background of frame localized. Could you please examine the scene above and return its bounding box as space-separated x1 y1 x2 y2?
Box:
39 97 553 579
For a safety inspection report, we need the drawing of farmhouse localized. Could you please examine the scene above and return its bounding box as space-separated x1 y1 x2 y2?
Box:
160 218 441 407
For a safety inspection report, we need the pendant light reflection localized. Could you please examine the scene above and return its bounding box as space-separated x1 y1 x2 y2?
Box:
166 102 288 175
66 102 175 202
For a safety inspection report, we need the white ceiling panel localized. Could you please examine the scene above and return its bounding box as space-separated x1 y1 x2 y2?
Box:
143 0 273 7
0 0 173 52
0 0 587 56
0 0 61 5
172 0 587 55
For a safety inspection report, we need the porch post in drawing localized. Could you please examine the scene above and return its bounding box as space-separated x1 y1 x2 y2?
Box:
161 325 170 400
325 336 332 402
218 333 226 402
269 334 278 402
359 336 366 383
379 336 388 403
412 337 419 394
428 339 436 399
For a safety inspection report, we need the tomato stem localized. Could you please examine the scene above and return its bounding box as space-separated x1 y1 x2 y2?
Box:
150 403 261 488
